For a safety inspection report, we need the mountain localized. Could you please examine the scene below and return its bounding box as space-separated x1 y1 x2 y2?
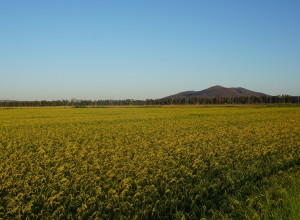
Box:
0 100 15 102
165 86 268 99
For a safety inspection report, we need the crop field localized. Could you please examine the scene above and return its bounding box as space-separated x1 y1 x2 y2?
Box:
0 106 299 219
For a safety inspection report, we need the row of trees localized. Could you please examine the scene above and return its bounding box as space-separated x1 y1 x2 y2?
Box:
0 95 299 107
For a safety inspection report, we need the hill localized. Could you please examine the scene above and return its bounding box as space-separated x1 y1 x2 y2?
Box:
165 85 268 99
0 100 15 102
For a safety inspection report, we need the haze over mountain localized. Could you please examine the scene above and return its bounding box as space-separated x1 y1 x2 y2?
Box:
165 86 269 99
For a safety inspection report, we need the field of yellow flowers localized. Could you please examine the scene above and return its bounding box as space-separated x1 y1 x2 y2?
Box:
0 106 299 219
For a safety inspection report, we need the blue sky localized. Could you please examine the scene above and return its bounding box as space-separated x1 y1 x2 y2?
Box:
1 0 299 100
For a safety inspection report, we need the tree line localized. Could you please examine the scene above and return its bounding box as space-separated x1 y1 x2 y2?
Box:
0 95 299 107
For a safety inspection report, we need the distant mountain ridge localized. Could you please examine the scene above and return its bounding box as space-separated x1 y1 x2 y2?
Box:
0 100 15 102
165 86 268 99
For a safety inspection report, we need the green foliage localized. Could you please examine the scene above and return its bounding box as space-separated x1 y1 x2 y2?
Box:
0 107 299 219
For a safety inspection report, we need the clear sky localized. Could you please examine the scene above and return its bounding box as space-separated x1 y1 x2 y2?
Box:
1 0 299 100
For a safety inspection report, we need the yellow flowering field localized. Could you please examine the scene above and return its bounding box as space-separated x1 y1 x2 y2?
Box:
0 106 299 219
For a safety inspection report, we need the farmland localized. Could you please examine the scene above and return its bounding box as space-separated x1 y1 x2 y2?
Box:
0 106 299 219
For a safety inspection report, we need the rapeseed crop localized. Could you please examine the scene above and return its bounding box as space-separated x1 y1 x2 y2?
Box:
0 107 299 219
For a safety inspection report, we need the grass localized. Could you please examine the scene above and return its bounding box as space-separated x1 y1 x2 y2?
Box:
0 106 299 219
